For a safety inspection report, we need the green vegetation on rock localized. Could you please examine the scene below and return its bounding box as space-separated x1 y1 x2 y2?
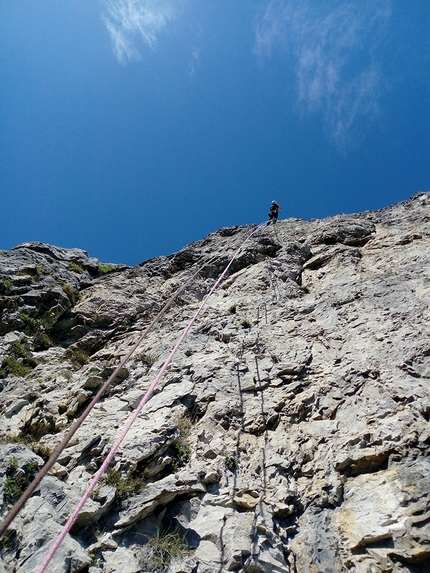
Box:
59 281 80 304
102 469 143 500
0 341 38 378
3 457 27 506
139 529 190 571
98 263 121 275
68 261 84 274
19 313 54 350
65 347 89 367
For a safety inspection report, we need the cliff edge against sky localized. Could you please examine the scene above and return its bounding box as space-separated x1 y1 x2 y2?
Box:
1 192 430 573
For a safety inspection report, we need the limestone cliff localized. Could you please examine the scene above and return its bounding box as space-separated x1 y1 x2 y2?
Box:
0 192 429 573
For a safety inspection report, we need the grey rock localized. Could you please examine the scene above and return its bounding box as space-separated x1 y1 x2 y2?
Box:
101 547 140 573
1 192 430 572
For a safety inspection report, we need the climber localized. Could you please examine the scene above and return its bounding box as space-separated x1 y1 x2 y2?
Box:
267 200 281 224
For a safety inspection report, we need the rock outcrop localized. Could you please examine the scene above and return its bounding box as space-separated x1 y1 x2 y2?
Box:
1 192 430 573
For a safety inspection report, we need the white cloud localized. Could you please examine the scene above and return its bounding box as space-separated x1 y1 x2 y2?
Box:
188 47 200 77
101 0 185 64
255 0 392 151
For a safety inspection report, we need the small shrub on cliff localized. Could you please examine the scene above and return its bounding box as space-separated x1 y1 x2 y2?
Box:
9 341 32 360
87 550 103 568
172 414 193 471
19 313 54 349
102 469 142 500
174 413 192 438
30 442 52 461
8 457 19 471
0 341 37 378
138 529 189 571
0 528 17 551
0 279 13 294
98 264 121 275
65 347 89 367
0 356 31 378
0 433 24 446
68 261 84 274
0 433 52 462
19 313 39 331
223 454 240 472
60 281 80 304
173 442 192 471
3 458 27 506
25 461 39 473
33 331 54 351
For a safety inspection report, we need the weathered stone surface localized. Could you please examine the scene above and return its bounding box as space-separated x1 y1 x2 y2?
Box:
114 471 206 532
1 192 430 572
101 547 140 573
1 497 90 573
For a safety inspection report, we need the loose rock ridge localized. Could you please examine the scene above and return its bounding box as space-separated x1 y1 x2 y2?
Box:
0 192 429 573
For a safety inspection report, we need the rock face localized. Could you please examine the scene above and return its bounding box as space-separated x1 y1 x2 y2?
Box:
1 192 430 573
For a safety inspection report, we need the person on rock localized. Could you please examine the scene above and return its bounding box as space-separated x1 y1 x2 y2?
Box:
267 200 281 224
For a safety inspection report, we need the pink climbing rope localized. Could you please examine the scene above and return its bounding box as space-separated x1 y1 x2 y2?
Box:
37 223 265 573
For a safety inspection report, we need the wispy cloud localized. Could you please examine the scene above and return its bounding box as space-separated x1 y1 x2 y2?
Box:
188 47 200 77
255 0 392 151
101 0 185 64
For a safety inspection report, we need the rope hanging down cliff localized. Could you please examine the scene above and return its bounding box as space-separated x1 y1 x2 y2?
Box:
0 255 217 538
37 222 266 573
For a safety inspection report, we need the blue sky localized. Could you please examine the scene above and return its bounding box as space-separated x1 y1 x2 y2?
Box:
1 0 429 265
